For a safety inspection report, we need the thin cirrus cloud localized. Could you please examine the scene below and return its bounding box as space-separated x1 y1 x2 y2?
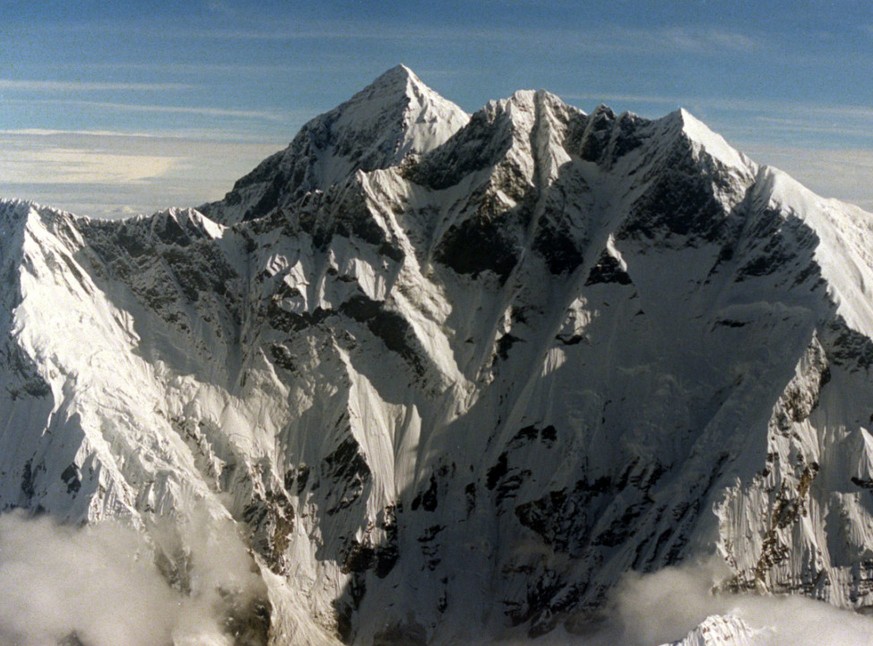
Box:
2 128 169 138
7 98 291 122
0 131 181 186
102 20 760 56
50 61 316 76
0 148 176 185
0 79 192 92
0 129 280 218
653 26 757 52
750 116 873 141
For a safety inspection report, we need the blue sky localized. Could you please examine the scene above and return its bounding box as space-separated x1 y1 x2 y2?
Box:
1 1 872 217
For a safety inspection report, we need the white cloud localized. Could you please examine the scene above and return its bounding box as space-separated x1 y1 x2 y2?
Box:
0 130 280 218
0 514 177 645
658 27 758 53
0 510 268 646
536 558 873 645
808 105 873 121
2 510 872 645
0 148 177 184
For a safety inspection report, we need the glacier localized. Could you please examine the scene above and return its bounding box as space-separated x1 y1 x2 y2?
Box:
3 64 873 644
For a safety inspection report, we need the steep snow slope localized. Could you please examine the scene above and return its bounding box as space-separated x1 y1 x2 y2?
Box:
3 67 873 644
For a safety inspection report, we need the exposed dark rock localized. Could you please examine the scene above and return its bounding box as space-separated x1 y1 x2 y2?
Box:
532 223 585 275
266 302 330 335
269 343 296 371
406 108 513 191
340 295 426 375
585 251 632 286
555 333 585 346
465 482 477 515
508 424 558 448
434 216 519 283
373 619 428 646
578 105 616 164
515 476 612 554
618 140 727 242
496 334 522 361
486 453 509 491
852 477 873 490
826 318 873 371
222 592 272 646
60 464 81 494
58 632 87 646
20 458 35 499
411 473 439 512
285 464 311 495
243 489 296 574
340 506 399 579
321 436 371 515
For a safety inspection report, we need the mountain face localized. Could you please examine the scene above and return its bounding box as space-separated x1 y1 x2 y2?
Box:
4 65 873 643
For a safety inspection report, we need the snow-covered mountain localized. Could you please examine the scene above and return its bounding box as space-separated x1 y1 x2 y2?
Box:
4 65 873 644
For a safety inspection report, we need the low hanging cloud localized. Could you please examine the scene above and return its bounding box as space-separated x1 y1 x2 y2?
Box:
0 130 280 218
3 509 873 645
0 147 177 185
540 558 873 646
0 510 269 646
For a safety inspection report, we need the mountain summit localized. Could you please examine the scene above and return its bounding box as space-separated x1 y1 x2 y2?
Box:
3 67 873 644
201 64 469 224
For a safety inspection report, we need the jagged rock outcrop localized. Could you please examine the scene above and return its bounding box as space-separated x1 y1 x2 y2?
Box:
4 66 873 643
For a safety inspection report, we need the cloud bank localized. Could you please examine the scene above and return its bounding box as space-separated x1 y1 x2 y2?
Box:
0 130 280 219
0 511 269 646
2 510 872 645
550 558 873 646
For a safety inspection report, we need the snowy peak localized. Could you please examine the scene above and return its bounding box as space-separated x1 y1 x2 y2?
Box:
406 87 588 195
327 63 469 162
364 63 420 91
670 107 756 174
201 65 468 224
360 65 469 162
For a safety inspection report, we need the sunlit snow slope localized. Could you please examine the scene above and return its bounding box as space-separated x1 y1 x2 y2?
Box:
4 65 873 643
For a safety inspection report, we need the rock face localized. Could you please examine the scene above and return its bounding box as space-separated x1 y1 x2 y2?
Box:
4 66 873 643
